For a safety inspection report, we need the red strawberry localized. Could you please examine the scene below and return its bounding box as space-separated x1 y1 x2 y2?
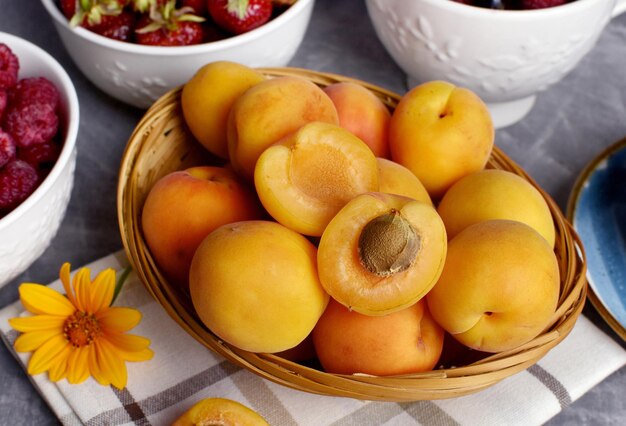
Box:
521 0 566 9
61 0 135 42
181 0 207 15
135 1 205 46
208 0 273 35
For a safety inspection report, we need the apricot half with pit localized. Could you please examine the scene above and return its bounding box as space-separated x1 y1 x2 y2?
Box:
317 192 447 316
254 121 379 237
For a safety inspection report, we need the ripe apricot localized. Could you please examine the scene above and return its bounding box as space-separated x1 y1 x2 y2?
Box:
426 220 560 353
141 166 263 289
317 192 447 316
181 61 265 159
254 122 379 237
323 82 391 157
189 220 329 353
389 80 494 199
312 298 444 375
376 157 432 205
172 397 269 426
437 169 555 247
227 76 339 180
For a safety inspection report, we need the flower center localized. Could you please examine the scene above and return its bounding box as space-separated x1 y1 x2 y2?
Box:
63 311 101 348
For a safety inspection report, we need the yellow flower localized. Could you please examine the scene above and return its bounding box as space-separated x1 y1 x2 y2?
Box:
9 263 153 389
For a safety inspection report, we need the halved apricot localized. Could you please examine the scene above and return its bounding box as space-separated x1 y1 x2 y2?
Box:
172 397 269 426
254 122 379 236
318 192 447 316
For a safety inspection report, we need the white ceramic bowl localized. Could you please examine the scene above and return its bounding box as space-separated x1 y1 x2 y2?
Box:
0 32 79 289
366 0 626 128
41 0 315 109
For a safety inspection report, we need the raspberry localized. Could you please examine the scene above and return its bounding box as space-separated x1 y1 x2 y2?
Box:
0 129 17 168
9 77 60 110
0 44 19 90
521 0 566 8
0 90 7 122
3 102 59 147
0 159 39 211
18 139 61 179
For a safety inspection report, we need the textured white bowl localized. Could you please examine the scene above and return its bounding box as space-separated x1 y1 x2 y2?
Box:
41 0 315 109
366 0 626 128
0 32 79 288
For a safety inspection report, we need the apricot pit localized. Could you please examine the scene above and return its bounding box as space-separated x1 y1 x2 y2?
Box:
318 192 447 316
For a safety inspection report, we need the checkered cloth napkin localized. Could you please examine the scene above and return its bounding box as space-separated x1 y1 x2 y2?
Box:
1 251 625 426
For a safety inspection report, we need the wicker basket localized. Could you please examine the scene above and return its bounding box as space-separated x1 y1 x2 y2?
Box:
117 68 587 401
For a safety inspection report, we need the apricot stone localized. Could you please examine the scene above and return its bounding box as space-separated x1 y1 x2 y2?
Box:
312 298 444 375
227 76 339 180
254 122 379 236
189 220 329 353
318 192 447 316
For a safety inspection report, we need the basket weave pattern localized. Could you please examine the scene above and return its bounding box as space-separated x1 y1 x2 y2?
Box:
117 68 587 401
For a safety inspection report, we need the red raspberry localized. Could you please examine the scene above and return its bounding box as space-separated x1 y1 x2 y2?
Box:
0 159 39 211
521 0 566 9
0 129 17 168
0 43 19 90
9 77 60 110
0 90 7 121
18 139 61 179
3 102 59 147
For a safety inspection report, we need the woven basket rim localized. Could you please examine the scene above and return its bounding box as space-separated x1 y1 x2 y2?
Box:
117 67 588 401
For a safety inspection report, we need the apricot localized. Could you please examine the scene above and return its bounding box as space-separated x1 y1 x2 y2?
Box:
323 82 391 157
141 166 263 289
227 76 339 180
312 298 444 375
181 61 265 159
317 192 447 316
172 397 269 426
389 80 494 199
189 220 329 353
254 122 379 236
376 157 432 205
437 169 555 247
426 220 560 353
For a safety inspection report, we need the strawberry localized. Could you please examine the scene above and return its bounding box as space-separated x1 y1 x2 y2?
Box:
61 0 135 41
135 0 205 46
181 0 207 15
521 0 566 9
208 0 273 35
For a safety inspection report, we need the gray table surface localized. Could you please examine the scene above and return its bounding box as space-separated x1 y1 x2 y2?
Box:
1 0 625 425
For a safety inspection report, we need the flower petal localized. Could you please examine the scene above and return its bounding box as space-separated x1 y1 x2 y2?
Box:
9 315 65 332
66 346 90 384
88 346 109 387
60 263 78 308
19 284 75 316
73 268 92 313
28 335 70 376
90 269 115 313
103 333 153 361
48 345 72 382
14 329 60 353
95 339 128 389
97 307 142 333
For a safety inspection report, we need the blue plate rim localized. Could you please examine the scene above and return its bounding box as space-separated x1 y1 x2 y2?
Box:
567 137 626 342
